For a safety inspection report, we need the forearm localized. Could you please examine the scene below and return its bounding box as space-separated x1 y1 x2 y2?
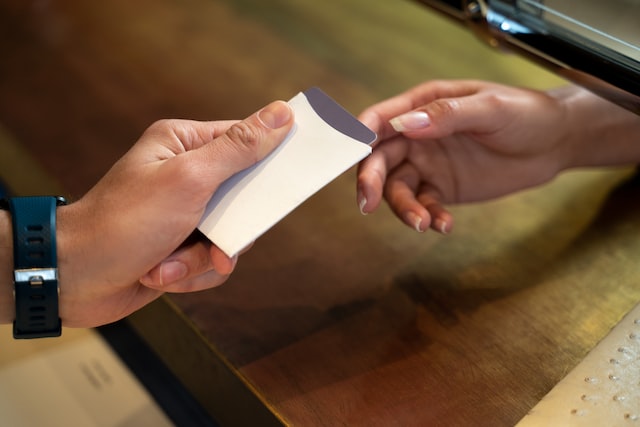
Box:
0 210 14 323
551 86 640 170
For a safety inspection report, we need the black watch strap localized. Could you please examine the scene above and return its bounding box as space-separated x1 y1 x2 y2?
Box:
6 196 66 338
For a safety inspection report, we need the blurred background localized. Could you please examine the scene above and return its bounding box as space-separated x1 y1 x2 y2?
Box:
6 1 623 426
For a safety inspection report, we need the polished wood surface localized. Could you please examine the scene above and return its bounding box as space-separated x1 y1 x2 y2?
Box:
2 1 639 426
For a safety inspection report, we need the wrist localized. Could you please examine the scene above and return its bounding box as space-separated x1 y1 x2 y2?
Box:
551 85 640 170
55 198 133 328
55 200 98 327
547 85 588 172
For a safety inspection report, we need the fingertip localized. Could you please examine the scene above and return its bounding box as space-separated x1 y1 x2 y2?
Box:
358 110 378 130
357 152 389 215
210 246 237 275
356 176 382 215
405 211 426 233
389 111 431 132
358 194 376 216
142 260 188 288
257 100 293 130
432 218 452 234
358 192 368 215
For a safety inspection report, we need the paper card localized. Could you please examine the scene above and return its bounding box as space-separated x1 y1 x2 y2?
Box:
198 87 376 257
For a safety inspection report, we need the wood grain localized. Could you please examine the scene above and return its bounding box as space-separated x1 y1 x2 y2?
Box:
3 1 637 426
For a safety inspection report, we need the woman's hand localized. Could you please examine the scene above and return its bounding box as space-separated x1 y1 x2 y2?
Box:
357 80 580 233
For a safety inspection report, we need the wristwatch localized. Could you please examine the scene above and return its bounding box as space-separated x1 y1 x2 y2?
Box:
0 196 66 338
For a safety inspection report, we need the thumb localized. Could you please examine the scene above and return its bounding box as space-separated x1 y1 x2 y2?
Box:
199 100 294 181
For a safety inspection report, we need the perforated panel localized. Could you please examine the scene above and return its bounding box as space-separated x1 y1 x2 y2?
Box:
517 303 640 426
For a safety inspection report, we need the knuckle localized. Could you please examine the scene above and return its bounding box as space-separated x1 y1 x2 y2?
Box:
147 118 176 133
142 119 185 143
426 98 459 121
483 93 504 110
226 121 262 154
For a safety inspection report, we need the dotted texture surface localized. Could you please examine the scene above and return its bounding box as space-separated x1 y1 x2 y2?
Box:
517 303 640 426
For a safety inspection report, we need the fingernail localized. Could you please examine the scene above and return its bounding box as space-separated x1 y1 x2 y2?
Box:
159 260 188 286
257 101 292 129
357 189 368 215
389 111 430 132
433 218 448 234
406 211 424 232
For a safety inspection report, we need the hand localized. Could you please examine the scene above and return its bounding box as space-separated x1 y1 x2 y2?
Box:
356 80 574 233
56 100 294 327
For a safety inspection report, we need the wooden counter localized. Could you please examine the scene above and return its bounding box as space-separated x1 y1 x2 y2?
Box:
2 1 639 425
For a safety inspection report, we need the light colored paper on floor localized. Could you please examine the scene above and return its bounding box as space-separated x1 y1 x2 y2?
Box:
0 330 173 427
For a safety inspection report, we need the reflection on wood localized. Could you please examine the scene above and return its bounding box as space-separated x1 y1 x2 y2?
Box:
3 1 638 426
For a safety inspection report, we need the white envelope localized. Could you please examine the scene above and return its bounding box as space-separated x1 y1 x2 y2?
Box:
198 87 376 257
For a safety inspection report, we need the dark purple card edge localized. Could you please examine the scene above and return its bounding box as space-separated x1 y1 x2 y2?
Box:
302 87 377 145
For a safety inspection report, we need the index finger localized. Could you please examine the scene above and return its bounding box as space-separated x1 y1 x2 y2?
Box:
359 80 485 141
